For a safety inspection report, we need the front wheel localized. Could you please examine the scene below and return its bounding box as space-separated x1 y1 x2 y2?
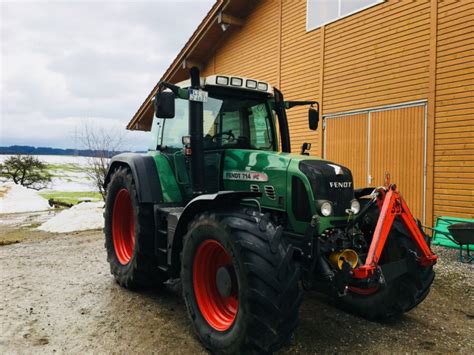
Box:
181 210 302 354
335 227 435 320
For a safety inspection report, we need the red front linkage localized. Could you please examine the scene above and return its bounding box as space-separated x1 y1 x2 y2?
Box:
352 184 438 279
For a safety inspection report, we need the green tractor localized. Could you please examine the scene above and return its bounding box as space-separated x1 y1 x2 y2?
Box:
104 68 437 353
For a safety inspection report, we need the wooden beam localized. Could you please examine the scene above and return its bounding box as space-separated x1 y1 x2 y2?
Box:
217 12 244 27
318 25 326 158
277 0 282 88
182 58 204 71
426 0 438 229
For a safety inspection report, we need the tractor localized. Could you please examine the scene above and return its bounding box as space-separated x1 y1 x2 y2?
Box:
103 67 437 354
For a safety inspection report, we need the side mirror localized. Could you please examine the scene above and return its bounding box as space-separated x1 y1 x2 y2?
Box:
309 108 319 131
301 142 311 156
154 91 175 118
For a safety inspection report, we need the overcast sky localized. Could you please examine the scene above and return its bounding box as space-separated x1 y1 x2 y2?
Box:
0 0 213 151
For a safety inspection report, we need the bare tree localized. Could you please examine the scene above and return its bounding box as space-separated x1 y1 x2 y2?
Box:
0 155 52 190
78 123 125 200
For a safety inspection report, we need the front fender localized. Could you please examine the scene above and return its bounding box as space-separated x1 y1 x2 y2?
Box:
104 153 163 204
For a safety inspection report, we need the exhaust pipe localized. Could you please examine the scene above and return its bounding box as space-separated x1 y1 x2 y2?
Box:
189 67 205 195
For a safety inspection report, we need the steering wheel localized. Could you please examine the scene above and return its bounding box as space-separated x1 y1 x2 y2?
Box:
211 130 235 143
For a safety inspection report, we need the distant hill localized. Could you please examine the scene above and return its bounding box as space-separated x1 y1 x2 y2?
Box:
0 145 145 157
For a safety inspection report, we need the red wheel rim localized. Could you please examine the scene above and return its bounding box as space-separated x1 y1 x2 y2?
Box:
112 188 135 265
193 239 238 331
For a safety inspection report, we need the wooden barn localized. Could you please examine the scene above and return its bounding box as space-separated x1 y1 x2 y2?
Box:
127 0 474 226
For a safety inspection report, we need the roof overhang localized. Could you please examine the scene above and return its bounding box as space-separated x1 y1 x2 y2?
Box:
127 0 254 132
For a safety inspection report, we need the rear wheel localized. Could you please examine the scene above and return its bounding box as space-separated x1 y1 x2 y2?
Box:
181 209 302 354
104 167 166 289
336 226 435 320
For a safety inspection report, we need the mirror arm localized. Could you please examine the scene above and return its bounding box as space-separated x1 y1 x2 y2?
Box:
285 100 319 109
158 81 179 94
158 81 189 99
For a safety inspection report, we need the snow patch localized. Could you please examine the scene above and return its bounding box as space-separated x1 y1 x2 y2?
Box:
38 202 104 233
0 183 52 214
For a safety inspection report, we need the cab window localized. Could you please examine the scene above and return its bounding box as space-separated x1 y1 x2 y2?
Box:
203 97 275 151
157 94 276 151
249 104 273 150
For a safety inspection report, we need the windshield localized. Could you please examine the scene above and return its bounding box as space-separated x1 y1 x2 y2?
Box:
157 92 276 151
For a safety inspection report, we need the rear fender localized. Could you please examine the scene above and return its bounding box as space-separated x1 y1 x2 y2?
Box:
104 153 163 204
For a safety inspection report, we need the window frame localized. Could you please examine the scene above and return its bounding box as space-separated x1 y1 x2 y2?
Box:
306 0 384 32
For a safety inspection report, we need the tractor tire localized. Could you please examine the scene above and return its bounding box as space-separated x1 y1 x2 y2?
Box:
335 224 435 320
104 167 165 289
181 209 303 354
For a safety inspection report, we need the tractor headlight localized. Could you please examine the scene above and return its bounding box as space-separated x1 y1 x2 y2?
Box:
350 199 360 214
320 201 333 216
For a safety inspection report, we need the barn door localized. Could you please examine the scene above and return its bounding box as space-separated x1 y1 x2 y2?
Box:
369 105 426 220
324 112 368 188
324 102 427 221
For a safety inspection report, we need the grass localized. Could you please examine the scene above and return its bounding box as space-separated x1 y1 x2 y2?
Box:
45 163 95 176
44 163 92 179
39 191 103 205
45 163 85 173
43 162 94 181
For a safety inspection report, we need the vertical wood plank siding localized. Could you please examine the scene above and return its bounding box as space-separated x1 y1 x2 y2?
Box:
325 113 368 188
434 0 474 219
324 105 426 220
369 106 426 219
204 0 280 85
280 1 322 155
323 0 431 113
198 0 473 221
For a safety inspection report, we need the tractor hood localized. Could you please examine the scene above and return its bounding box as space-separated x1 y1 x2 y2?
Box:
222 149 354 215
297 159 354 216
223 149 292 211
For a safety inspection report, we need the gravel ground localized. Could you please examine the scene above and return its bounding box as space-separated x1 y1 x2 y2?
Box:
0 216 472 354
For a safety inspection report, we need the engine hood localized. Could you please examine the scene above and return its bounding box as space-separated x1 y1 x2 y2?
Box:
298 159 355 216
222 150 354 212
223 150 302 210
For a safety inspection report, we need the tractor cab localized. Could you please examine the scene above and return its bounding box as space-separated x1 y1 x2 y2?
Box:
150 75 278 153
151 71 321 210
